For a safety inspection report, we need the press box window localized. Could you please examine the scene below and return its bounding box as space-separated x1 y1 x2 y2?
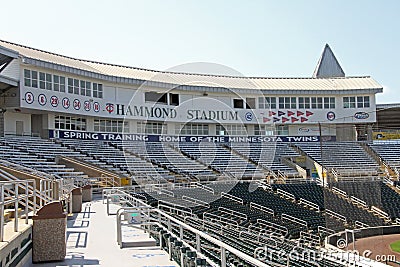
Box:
357 96 370 108
246 98 256 109
24 69 38 88
145 92 168 104
53 75 66 92
216 124 247 136
343 97 356 108
55 115 86 131
233 99 244 109
68 78 80 94
137 122 167 134
255 125 275 136
39 72 52 90
311 97 323 109
258 97 276 109
299 97 311 109
80 81 91 97
93 83 103 98
279 97 296 109
176 123 209 135
169 93 179 106
276 125 289 136
324 97 335 109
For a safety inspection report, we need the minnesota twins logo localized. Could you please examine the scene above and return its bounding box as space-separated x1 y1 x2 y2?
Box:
106 103 114 114
327 111 335 121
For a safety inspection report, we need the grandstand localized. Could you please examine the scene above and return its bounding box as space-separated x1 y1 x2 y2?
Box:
1 40 400 267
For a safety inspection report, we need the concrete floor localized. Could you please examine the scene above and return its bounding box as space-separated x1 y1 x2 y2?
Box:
36 197 178 267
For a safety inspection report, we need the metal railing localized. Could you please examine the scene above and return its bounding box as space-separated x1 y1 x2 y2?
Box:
0 180 36 242
106 189 273 267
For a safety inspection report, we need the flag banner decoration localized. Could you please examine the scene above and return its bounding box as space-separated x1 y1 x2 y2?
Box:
287 110 295 117
301 117 308 122
260 110 315 123
278 111 286 116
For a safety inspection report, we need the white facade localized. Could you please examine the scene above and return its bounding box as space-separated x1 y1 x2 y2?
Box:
0 40 383 140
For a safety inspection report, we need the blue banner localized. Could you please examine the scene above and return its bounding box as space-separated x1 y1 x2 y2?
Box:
49 130 336 143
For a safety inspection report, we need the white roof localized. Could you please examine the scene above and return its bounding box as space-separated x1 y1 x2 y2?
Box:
0 40 383 92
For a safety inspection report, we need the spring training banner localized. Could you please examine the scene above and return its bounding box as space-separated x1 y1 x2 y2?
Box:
49 130 336 143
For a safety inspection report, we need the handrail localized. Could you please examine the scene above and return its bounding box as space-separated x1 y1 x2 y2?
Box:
281 213 307 228
0 180 36 242
157 200 192 215
182 195 209 208
355 221 370 228
276 189 296 201
325 209 347 222
299 198 320 212
317 226 335 236
0 159 74 201
332 187 348 198
371 206 390 220
221 192 243 205
250 202 275 216
383 177 394 186
300 231 321 245
0 168 52 207
204 212 239 227
196 183 215 195
350 196 368 209
107 190 275 267
218 206 247 220
254 219 288 237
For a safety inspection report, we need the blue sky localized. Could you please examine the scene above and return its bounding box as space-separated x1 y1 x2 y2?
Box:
1 0 399 103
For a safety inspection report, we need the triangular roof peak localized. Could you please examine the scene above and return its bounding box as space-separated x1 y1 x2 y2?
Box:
313 44 345 78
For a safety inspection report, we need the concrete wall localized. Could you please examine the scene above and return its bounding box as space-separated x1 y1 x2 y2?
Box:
336 123 357 141
4 111 31 135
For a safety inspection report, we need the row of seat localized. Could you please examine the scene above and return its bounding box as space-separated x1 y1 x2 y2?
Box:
174 142 267 179
59 139 178 183
0 136 88 181
296 142 380 177
114 141 218 181
227 142 302 177
272 183 385 227
331 181 400 219
141 182 346 267
369 142 400 169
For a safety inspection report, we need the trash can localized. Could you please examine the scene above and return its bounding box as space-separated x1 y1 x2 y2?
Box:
32 201 67 263
72 188 82 213
82 184 92 202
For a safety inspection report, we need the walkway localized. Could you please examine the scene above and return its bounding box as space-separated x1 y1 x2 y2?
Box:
37 196 178 267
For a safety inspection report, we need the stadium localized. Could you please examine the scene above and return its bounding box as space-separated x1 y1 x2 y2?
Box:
1 39 400 267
